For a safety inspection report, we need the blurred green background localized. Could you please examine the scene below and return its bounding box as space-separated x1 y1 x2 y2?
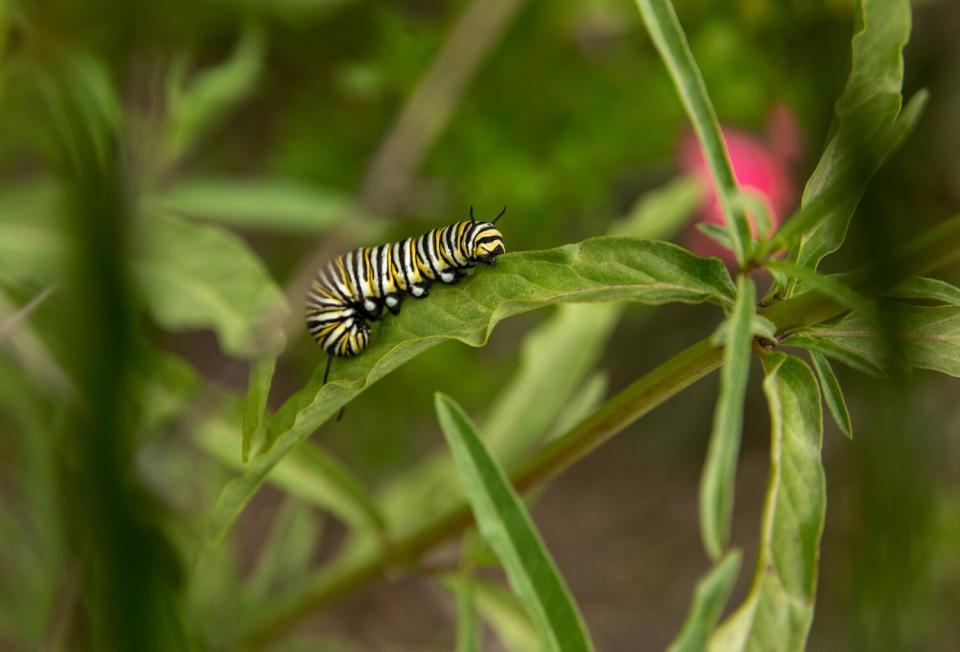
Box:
1 0 959 650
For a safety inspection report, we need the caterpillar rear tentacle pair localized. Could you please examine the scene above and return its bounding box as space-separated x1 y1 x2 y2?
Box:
305 206 507 419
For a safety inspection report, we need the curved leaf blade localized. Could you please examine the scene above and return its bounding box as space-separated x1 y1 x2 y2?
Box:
809 351 853 439
710 353 825 652
206 237 734 549
794 304 960 378
785 0 911 279
242 355 276 463
156 177 349 234
135 212 287 359
435 393 594 652
887 276 960 305
701 275 755 560
668 550 742 652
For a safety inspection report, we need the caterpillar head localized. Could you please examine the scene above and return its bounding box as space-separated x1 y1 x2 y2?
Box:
466 206 507 266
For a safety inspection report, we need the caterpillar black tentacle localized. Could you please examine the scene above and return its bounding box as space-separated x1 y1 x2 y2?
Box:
305 208 507 399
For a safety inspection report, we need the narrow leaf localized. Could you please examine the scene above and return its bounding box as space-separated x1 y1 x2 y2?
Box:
242 355 276 463
784 335 887 379
247 498 322 600
784 0 911 279
710 353 826 652
667 550 742 652
135 211 287 359
765 259 879 326
206 237 735 549
888 276 960 305
166 26 265 161
697 223 734 252
793 303 960 378
435 393 594 652
700 275 755 560
474 579 541 652
155 177 349 234
633 0 751 263
197 415 385 535
809 351 853 439
453 575 480 652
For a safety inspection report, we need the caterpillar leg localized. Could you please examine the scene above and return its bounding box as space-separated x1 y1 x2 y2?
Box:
385 293 403 315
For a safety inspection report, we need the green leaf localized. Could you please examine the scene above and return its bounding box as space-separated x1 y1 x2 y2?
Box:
544 372 609 442
166 25 265 161
701 275 755 560
0 181 67 283
710 353 825 652
135 212 287 359
155 177 349 234
764 259 879 326
809 351 853 439
246 498 323 601
667 550 742 652
633 0 751 264
196 413 385 535
791 304 960 378
242 355 277 463
452 575 480 652
783 335 887 378
434 394 594 652
697 223 734 252
474 579 541 652
887 276 960 305
783 0 912 278
206 237 734 548
611 176 702 239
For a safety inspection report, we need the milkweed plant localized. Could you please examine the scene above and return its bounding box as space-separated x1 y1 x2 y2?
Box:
1 0 958 650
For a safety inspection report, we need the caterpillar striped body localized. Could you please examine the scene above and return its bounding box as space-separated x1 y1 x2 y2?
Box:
305 207 506 376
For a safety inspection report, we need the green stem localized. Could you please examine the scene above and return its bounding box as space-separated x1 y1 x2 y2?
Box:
241 215 960 649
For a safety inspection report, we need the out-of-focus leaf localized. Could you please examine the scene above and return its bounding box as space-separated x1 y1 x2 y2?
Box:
667 550 742 652
156 177 349 234
783 0 911 281
633 0 751 263
809 351 853 439
474 580 541 652
196 414 385 534
0 182 66 283
789 304 960 378
611 176 701 239
887 276 960 305
697 223 734 252
247 498 323 601
206 237 735 549
166 26 265 161
544 372 608 442
765 260 878 326
135 212 287 359
710 353 825 651
243 355 276 463
701 275 755 560
451 574 480 652
434 394 594 652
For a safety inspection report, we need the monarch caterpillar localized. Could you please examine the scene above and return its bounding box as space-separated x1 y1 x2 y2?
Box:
306 206 507 388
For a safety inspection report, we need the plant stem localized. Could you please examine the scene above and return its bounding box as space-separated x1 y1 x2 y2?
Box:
242 215 960 649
